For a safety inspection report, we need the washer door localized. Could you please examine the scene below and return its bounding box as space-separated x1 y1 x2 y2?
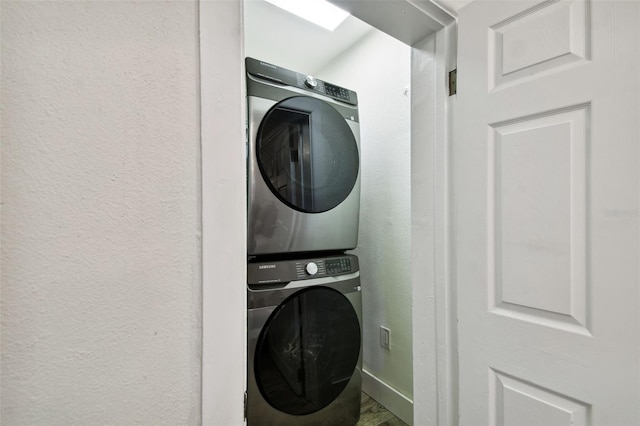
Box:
257 96 359 213
254 286 361 415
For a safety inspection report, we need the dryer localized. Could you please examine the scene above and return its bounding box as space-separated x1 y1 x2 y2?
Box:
246 57 361 256
247 254 362 425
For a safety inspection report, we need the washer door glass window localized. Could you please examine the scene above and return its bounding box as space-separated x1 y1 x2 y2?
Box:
257 96 359 213
254 287 361 415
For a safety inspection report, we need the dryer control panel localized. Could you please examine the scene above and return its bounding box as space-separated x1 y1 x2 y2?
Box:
248 254 359 285
246 57 358 106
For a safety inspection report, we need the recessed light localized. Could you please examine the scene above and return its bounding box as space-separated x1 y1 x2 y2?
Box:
265 0 350 31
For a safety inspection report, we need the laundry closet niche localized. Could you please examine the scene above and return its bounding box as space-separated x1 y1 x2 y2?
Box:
244 0 413 421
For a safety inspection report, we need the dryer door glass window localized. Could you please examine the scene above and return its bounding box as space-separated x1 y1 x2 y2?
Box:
254 286 361 415
257 96 359 213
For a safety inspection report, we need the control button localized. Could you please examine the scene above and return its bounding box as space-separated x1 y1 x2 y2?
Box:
305 76 318 89
306 262 319 275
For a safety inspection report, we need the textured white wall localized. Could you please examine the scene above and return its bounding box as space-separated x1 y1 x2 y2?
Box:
317 30 413 400
1 2 201 424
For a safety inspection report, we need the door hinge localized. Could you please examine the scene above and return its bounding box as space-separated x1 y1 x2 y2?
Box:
448 69 457 96
244 391 247 420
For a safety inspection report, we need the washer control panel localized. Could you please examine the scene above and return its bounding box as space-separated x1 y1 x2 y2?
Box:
294 257 352 279
325 257 352 275
248 254 358 285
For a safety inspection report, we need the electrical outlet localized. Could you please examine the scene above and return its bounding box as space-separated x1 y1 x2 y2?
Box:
380 326 391 350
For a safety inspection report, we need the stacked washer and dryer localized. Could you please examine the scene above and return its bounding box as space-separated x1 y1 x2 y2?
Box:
245 57 363 425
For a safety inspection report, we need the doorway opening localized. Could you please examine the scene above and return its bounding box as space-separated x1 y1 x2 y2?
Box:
199 1 456 424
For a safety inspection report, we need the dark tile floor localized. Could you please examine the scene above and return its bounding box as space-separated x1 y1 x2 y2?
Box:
357 393 408 426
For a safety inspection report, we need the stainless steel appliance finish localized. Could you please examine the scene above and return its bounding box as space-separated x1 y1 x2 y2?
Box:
246 58 361 256
247 254 362 426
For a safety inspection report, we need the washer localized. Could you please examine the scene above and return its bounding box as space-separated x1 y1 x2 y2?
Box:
247 254 362 425
246 57 361 256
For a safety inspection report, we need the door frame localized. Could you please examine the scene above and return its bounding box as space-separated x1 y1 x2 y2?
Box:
200 1 457 424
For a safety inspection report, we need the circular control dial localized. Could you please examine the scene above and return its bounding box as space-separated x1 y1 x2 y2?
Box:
305 75 318 89
306 262 319 275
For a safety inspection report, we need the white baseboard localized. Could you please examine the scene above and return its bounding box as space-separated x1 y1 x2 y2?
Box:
362 369 414 425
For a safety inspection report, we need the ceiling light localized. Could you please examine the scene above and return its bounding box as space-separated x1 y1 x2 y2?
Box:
265 0 350 31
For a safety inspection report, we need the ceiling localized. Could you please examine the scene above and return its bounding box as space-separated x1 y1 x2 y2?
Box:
243 0 472 76
244 0 373 75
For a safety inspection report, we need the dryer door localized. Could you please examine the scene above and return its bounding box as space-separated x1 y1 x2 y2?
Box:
254 286 361 415
256 96 359 213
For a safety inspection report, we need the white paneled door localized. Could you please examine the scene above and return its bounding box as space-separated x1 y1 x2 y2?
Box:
455 0 639 424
